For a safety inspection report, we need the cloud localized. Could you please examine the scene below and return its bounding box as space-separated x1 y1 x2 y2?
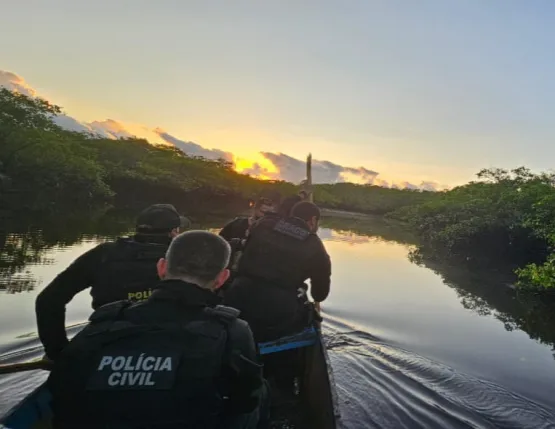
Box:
0 71 101 135
52 115 98 135
154 129 233 161
419 181 445 192
88 119 171 144
0 71 36 97
0 69 444 190
259 152 379 185
83 120 234 161
88 119 135 139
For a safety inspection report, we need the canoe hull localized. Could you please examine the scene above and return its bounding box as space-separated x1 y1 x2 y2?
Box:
1 325 340 429
301 326 341 429
0 385 52 429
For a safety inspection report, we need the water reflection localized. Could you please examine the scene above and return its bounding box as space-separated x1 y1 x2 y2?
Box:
410 249 555 356
0 208 132 294
1 212 555 423
0 209 229 294
320 216 418 245
324 216 555 358
318 218 555 413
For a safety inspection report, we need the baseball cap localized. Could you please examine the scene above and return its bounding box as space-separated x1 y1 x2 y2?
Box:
136 204 190 233
255 190 282 207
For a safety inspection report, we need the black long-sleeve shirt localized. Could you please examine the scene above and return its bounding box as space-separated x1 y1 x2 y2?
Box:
219 217 250 241
223 216 331 342
236 215 331 302
36 234 170 360
36 242 112 360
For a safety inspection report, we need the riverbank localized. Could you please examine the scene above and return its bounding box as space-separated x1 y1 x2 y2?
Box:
320 208 376 219
387 168 555 291
3 88 555 291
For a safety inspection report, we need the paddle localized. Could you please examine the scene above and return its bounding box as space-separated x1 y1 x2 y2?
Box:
0 359 53 375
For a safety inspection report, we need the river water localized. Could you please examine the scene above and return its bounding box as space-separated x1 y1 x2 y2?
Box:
1 212 555 428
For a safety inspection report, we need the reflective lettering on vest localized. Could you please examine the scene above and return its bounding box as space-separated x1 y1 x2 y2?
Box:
87 352 179 391
273 219 310 241
127 289 153 301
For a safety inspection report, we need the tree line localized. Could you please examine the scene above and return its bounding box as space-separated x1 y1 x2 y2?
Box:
388 167 555 292
0 88 439 217
2 88 555 291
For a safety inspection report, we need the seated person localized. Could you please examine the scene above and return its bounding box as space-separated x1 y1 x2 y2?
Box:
277 195 302 218
223 202 331 343
219 191 281 242
47 231 268 429
298 190 310 201
36 203 189 361
227 194 302 276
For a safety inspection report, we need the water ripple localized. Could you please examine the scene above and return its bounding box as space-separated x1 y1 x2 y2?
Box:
324 319 555 429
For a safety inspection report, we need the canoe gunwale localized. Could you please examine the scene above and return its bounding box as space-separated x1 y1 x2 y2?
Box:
1 324 342 429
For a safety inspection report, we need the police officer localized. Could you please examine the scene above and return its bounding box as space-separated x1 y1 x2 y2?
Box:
36 204 189 361
223 201 331 343
227 194 302 269
219 191 281 242
277 194 302 218
47 230 267 429
298 190 310 201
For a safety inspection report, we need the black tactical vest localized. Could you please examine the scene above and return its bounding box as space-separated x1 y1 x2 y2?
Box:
48 301 240 429
91 237 169 309
237 216 314 289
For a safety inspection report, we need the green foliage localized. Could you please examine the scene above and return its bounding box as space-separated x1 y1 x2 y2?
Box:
8 88 555 291
390 167 555 291
0 88 61 132
0 88 434 217
0 89 112 210
313 182 436 215
516 257 555 291
0 89 298 213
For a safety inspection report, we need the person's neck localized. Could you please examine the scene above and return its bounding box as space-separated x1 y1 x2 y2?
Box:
134 232 171 244
163 276 210 290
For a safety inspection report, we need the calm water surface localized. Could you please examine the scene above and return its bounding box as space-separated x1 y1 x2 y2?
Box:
1 213 555 428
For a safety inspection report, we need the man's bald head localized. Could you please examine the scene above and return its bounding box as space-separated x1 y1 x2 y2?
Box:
158 230 231 289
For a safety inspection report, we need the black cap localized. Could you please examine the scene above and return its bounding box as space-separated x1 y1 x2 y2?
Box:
136 204 190 233
256 189 282 206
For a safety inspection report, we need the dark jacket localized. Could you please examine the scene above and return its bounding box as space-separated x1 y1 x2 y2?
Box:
223 216 331 341
36 234 171 361
48 280 263 429
219 217 250 241
236 215 331 301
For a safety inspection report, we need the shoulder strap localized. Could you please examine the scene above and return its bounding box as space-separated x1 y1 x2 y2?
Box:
89 300 132 324
98 237 126 266
204 305 240 325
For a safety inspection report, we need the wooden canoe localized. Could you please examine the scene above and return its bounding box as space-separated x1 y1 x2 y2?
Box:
0 324 341 429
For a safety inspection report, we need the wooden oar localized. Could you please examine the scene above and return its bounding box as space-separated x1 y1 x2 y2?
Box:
0 359 53 375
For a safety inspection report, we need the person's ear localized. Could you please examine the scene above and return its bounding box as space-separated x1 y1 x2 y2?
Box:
169 228 179 238
212 269 231 290
157 258 167 279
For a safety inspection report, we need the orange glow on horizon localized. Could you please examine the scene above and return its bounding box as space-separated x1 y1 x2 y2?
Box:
232 152 280 181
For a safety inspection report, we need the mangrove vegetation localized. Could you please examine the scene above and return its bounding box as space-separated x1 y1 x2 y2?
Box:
2 88 555 291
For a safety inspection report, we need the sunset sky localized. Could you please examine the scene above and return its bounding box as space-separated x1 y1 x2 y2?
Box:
3 1 555 187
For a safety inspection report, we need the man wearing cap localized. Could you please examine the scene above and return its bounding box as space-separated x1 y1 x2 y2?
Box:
224 201 331 343
36 204 189 361
219 192 281 287
219 191 281 242
48 231 268 429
